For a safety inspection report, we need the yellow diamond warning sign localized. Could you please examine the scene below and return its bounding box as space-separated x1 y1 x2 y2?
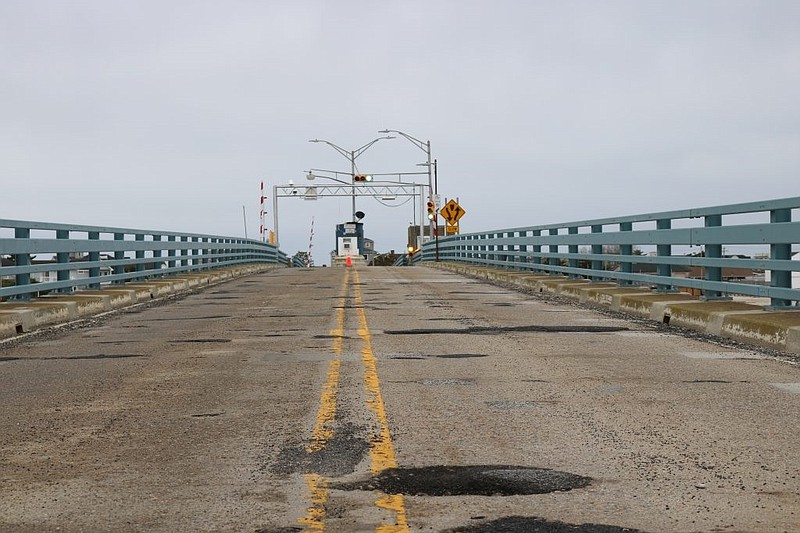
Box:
440 199 466 226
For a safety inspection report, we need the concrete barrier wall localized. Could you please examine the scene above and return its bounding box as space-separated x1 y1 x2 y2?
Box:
0 264 280 340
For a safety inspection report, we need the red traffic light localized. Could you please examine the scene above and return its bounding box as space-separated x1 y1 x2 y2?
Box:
354 174 373 182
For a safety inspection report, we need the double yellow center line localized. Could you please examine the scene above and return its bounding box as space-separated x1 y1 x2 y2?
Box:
300 269 409 532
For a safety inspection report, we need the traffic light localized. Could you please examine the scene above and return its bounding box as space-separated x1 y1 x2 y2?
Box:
354 174 373 182
427 200 435 221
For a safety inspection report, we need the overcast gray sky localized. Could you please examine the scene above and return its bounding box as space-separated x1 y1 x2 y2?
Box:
2 1 798 263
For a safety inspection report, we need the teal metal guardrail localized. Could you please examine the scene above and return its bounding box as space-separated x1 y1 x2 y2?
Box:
0 219 289 300
418 197 800 308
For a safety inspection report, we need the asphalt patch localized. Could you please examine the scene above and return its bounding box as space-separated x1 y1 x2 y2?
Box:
444 516 644 533
384 325 627 335
272 423 370 478
333 465 590 496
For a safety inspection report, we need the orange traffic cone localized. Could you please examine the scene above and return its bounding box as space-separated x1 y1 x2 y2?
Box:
345 256 352 267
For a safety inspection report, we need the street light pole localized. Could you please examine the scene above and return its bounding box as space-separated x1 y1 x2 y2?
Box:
379 129 439 261
309 136 394 220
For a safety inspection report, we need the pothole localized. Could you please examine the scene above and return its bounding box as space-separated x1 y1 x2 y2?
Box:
435 353 488 359
444 516 645 533
141 315 232 321
385 353 488 360
171 339 232 343
384 325 627 335
418 378 475 386
333 465 590 496
1 354 147 361
485 400 543 410
61 353 146 360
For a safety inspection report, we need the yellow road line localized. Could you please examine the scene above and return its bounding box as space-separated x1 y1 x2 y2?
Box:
299 268 409 532
297 474 328 532
353 270 410 532
299 269 349 530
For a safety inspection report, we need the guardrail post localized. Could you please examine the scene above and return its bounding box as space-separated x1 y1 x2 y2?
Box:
568 226 578 278
135 234 145 276
769 208 792 308
504 231 512 267
14 227 31 300
167 235 176 269
548 228 559 274
655 218 676 292
180 236 188 267
88 231 100 289
531 230 541 272
619 222 633 286
113 233 125 284
192 237 199 268
56 229 72 294
591 225 603 281
152 235 162 277
517 231 527 269
702 214 730 300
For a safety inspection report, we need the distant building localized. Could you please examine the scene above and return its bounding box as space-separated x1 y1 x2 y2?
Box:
764 252 800 288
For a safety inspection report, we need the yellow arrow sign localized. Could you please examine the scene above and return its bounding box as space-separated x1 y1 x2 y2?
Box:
440 199 466 225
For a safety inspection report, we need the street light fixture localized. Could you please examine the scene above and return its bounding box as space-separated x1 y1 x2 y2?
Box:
309 136 395 220
306 170 350 185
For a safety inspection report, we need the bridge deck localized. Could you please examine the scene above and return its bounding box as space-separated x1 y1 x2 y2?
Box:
1 266 798 532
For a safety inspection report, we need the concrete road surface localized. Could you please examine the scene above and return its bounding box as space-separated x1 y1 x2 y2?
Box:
1 266 798 532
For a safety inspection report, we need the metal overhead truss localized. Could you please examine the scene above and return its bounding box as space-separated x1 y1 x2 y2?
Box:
274 182 422 200
272 182 427 247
